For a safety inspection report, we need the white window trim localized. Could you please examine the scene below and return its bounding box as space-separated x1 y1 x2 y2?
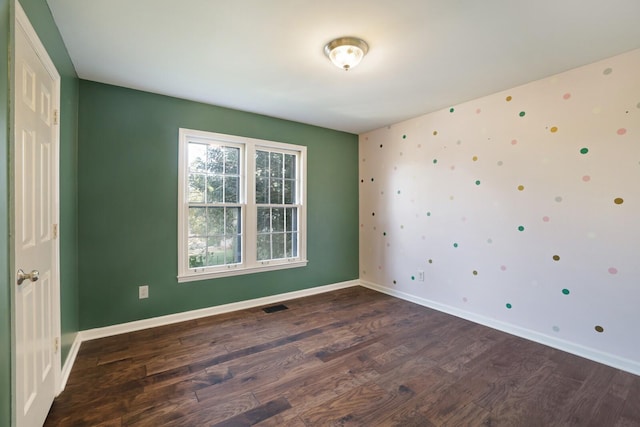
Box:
178 128 307 283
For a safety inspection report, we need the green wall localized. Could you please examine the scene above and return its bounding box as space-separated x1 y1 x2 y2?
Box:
78 81 359 329
17 0 80 362
1 0 12 424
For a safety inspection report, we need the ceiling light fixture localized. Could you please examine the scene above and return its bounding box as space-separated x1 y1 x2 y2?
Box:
324 37 369 71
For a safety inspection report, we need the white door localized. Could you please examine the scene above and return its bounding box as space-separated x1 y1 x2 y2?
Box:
14 3 61 426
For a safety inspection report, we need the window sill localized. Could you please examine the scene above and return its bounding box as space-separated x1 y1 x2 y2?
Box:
177 259 308 283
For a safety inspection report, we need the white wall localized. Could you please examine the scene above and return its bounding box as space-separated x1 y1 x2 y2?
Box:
359 48 640 374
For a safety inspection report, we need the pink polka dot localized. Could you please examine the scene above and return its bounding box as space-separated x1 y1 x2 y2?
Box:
563 93 571 100
450 165 456 170
542 216 550 222
617 128 627 135
462 297 468 303
461 217 467 222
500 265 507 271
476 108 482 114
608 267 618 275
511 139 518 145
582 175 591 182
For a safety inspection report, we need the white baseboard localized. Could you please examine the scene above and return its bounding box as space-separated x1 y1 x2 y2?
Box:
58 332 82 394
80 280 359 342
360 279 640 376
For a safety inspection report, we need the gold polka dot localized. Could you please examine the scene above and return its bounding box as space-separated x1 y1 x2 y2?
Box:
595 325 604 333
614 197 624 205
506 96 512 102
517 185 524 191
472 156 478 161
552 255 560 261
550 126 558 133
472 270 478 276
433 131 438 136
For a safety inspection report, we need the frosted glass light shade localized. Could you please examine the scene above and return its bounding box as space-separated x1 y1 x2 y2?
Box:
324 37 369 71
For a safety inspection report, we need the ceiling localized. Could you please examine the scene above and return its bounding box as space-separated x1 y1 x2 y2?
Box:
47 0 640 135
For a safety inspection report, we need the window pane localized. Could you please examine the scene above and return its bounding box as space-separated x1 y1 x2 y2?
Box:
188 173 205 203
285 207 297 232
188 143 207 172
224 176 239 203
206 207 224 236
188 237 206 268
257 234 271 261
188 207 207 236
270 179 282 204
207 175 223 203
291 232 298 257
284 154 295 179
272 233 285 259
225 236 241 264
256 177 268 204
272 208 285 232
256 150 269 177
270 152 283 178
224 147 240 174
207 146 224 174
225 207 240 234
207 236 225 266
285 233 293 258
284 179 295 204
257 207 271 233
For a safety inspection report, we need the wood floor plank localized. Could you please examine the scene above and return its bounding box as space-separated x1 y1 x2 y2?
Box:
558 362 617 425
490 367 583 426
210 397 291 427
615 376 640 426
298 382 392 426
45 286 640 427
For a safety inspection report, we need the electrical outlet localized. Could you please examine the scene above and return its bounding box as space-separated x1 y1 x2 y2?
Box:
139 285 149 299
418 271 425 282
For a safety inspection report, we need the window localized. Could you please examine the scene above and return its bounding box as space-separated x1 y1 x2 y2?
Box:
178 129 307 282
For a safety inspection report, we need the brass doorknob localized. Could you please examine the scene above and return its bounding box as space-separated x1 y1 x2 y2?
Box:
17 269 39 286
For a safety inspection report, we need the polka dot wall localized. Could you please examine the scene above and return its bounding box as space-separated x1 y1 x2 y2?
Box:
359 49 640 369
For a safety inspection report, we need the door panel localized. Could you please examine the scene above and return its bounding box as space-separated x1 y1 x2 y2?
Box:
14 3 61 426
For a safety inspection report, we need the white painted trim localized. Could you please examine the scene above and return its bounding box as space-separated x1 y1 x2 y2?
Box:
359 280 640 376
178 259 308 283
58 333 81 395
81 280 359 341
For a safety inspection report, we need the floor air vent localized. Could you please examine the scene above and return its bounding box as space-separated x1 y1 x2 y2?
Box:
262 304 289 313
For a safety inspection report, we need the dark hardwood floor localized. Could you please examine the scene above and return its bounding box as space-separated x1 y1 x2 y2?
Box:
45 286 640 426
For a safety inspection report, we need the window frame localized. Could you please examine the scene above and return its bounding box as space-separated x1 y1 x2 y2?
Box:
178 128 307 282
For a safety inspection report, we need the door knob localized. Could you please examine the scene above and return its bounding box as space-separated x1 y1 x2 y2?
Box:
17 269 39 286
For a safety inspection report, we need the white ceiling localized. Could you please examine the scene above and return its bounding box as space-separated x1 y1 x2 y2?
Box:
47 0 640 134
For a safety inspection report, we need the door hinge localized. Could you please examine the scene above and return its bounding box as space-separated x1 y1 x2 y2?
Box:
53 109 59 125
53 223 58 239
54 337 59 353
